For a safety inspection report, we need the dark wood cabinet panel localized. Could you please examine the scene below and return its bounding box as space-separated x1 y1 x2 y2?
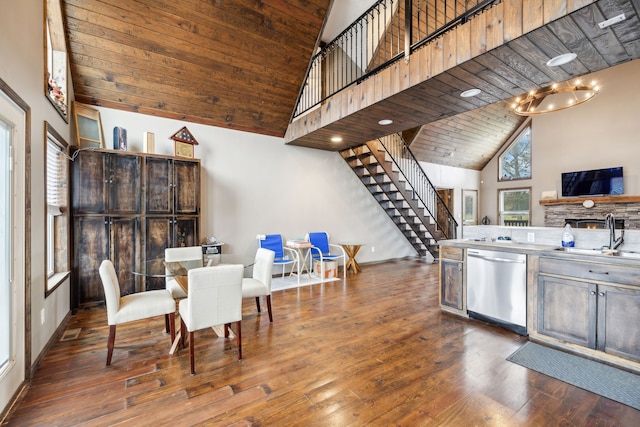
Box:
73 216 109 305
72 150 200 306
174 160 200 214
441 259 463 310
109 154 141 214
537 275 596 348
598 284 640 362
537 256 640 363
72 150 107 214
111 217 141 297
73 216 141 305
145 216 198 290
439 247 464 313
175 217 198 248
73 150 141 214
145 157 172 214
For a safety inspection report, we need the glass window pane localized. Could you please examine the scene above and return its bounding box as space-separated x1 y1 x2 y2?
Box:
500 126 531 181
499 188 530 226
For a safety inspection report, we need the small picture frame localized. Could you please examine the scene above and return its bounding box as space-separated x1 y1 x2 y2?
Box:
73 102 105 148
113 127 127 150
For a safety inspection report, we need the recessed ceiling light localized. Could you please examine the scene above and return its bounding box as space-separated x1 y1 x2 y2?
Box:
378 119 393 125
330 136 343 143
546 53 577 67
460 88 481 98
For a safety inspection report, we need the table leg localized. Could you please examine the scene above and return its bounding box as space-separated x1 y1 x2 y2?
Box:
169 331 182 354
299 248 311 278
343 245 362 273
289 248 311 279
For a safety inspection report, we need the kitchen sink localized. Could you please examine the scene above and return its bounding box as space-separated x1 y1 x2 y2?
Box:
554 247 640 259
554 247 606 255
615 250 640 259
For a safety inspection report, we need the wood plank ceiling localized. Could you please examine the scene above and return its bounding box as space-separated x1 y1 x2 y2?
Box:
62 0 640 170
63 0 332 137
285 0 640 170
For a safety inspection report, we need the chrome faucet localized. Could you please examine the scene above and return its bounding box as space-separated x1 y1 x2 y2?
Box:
604 213 624 250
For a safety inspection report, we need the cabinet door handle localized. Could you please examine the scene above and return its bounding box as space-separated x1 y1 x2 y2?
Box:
598 292 605 297
457 263 462 271
588 269 609 275
590 291 597 295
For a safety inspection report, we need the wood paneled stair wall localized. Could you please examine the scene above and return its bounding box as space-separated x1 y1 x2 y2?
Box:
340 135 456 259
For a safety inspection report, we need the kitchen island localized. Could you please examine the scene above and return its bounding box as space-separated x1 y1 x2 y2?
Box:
439 238 640 373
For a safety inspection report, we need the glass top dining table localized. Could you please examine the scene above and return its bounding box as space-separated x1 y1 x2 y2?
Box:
131 255 254 279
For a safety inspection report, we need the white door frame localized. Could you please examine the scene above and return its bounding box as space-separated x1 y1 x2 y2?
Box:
0 84 29 416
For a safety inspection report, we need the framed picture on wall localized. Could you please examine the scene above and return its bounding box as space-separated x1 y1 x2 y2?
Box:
462 189 478 225
72 102 105 148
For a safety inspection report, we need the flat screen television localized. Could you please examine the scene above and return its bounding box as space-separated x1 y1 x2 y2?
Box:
561 166 624 197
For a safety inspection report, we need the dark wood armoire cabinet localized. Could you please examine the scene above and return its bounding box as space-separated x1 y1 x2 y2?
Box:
71 149 200 308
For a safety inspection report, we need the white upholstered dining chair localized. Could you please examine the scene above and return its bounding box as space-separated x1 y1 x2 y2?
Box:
178 264 244 375
242 248 276 322
98 259 176 366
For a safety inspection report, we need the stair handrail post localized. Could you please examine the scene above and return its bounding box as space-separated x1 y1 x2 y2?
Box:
291 0 500 119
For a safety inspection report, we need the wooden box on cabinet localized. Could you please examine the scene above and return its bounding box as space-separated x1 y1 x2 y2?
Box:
439 246 466 315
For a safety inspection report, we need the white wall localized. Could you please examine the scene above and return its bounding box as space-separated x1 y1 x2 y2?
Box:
419 161 481 235
95 108 418 264
480 59 640 226
0 1 423 387
0 0 73 369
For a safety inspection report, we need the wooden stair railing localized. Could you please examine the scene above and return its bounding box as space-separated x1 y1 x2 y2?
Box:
340 134 457 259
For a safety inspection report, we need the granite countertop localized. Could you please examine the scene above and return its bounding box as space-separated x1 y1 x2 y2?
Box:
440 239 640 265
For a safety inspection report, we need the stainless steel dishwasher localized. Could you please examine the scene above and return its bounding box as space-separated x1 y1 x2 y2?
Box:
466 248 527 335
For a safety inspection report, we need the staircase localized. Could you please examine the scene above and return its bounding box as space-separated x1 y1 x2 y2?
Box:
340 134 457 259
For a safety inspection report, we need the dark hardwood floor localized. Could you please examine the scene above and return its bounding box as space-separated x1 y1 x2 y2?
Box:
4 259 639 426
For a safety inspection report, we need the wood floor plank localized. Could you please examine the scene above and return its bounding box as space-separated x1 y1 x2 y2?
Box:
4 259 640 425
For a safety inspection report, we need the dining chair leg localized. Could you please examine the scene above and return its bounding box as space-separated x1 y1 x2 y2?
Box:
224 323 230 338
266 295 273 323
180 318 187 348
168 312 176 343
164 314 170 334
189 331 195 375
255 296 261 313
106 325 116 366
236 320 242 360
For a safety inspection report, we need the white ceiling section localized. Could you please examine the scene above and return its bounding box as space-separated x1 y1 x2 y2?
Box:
322 0 379 42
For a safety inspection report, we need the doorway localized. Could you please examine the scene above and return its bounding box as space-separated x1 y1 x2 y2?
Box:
436 188 454 231
0 88 27 413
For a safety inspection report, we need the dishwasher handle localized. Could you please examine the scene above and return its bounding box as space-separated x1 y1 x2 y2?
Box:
467 252 525 264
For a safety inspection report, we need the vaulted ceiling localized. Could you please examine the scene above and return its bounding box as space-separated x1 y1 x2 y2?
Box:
63 0 333 137
62 0 640 171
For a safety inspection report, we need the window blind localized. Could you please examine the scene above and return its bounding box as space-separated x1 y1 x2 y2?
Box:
46 138 65 213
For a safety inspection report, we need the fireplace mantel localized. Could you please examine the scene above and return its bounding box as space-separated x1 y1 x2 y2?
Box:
539 196 640 206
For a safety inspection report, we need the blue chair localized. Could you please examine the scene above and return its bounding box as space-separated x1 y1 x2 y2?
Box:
257 234 299 283
306 232 346 282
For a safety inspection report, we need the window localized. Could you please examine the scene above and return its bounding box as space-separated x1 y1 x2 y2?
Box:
45 123 70 294
499 123 531 181
499 188 530 226
45 0 68 121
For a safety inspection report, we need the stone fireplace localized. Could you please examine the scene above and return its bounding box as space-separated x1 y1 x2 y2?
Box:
543 200 640 229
